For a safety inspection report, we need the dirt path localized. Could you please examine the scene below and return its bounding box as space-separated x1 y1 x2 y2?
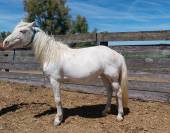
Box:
0 81 170 133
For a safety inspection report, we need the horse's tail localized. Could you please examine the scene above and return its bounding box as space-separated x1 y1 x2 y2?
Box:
120 56 128 107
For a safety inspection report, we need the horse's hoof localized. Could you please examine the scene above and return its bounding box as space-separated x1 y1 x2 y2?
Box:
102 111 108 116
102 110 110 116
116 115 123 121
54 119 62 126
102 108 111 116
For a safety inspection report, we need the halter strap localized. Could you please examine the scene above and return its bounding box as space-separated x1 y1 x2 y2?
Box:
25 28 37 47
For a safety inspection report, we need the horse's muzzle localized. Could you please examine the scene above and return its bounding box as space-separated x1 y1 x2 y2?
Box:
0 43 4 50
1 40 9 50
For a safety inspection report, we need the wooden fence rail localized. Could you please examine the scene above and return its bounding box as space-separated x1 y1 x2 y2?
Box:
55 30 170 43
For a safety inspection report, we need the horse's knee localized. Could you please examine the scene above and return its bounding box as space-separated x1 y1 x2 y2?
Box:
112 82 122 98
50 78 60 86
54 96 61 105
112 82 119 90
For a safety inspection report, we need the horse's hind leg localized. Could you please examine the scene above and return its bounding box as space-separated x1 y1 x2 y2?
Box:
101 75 113 116
112 82 124 121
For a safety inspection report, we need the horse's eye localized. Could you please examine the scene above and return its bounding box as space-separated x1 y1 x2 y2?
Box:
20 30 27 34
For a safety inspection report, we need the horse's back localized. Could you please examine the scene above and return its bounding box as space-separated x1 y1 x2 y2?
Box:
72 45 122 60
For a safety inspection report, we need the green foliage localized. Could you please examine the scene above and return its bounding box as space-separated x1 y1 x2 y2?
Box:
23 0 89 35
0 32 11 41
24 0 72 35
71 15 88 34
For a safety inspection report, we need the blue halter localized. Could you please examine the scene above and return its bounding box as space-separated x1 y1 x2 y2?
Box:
25 28 37 47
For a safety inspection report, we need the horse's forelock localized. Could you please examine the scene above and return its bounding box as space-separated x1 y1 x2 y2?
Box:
14 21 30 31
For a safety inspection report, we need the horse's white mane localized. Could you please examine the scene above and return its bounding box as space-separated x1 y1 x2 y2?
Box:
32 26 69 64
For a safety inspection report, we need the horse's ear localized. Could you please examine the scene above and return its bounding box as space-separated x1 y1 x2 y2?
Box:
27 21 36 28
20 19 25 22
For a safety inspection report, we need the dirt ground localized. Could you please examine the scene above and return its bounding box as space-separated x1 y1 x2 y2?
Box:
0 81 170 133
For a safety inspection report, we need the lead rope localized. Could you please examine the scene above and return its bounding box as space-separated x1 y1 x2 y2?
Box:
12 49 16 64
42 71 46 87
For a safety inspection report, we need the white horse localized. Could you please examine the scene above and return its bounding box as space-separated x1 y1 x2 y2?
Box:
3 21 128 126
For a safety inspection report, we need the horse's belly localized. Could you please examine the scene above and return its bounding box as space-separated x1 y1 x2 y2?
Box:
62 73 100 83
62 65 102 83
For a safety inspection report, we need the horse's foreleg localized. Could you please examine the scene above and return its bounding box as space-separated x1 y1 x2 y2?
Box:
112 82 124 121
50 77 63 126
101 76 113 116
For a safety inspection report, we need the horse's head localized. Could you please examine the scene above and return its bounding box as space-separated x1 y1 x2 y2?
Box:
3 21 36 50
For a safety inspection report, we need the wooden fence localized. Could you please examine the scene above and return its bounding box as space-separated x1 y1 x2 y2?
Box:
0 30 170 102
55 30 170 43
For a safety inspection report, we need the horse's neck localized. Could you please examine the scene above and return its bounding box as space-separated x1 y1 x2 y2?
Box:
32 29 69 64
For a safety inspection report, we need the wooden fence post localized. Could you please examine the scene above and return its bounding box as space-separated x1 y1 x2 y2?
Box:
100 41 108 46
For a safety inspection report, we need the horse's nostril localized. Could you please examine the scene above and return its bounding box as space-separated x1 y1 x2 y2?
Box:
2 40 9 48
5 41 9 45
3 41 9 48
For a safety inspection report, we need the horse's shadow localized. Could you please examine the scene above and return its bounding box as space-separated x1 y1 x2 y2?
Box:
0 103 129 121
34 104 130 120
0 102 49 117
0 103 27 116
